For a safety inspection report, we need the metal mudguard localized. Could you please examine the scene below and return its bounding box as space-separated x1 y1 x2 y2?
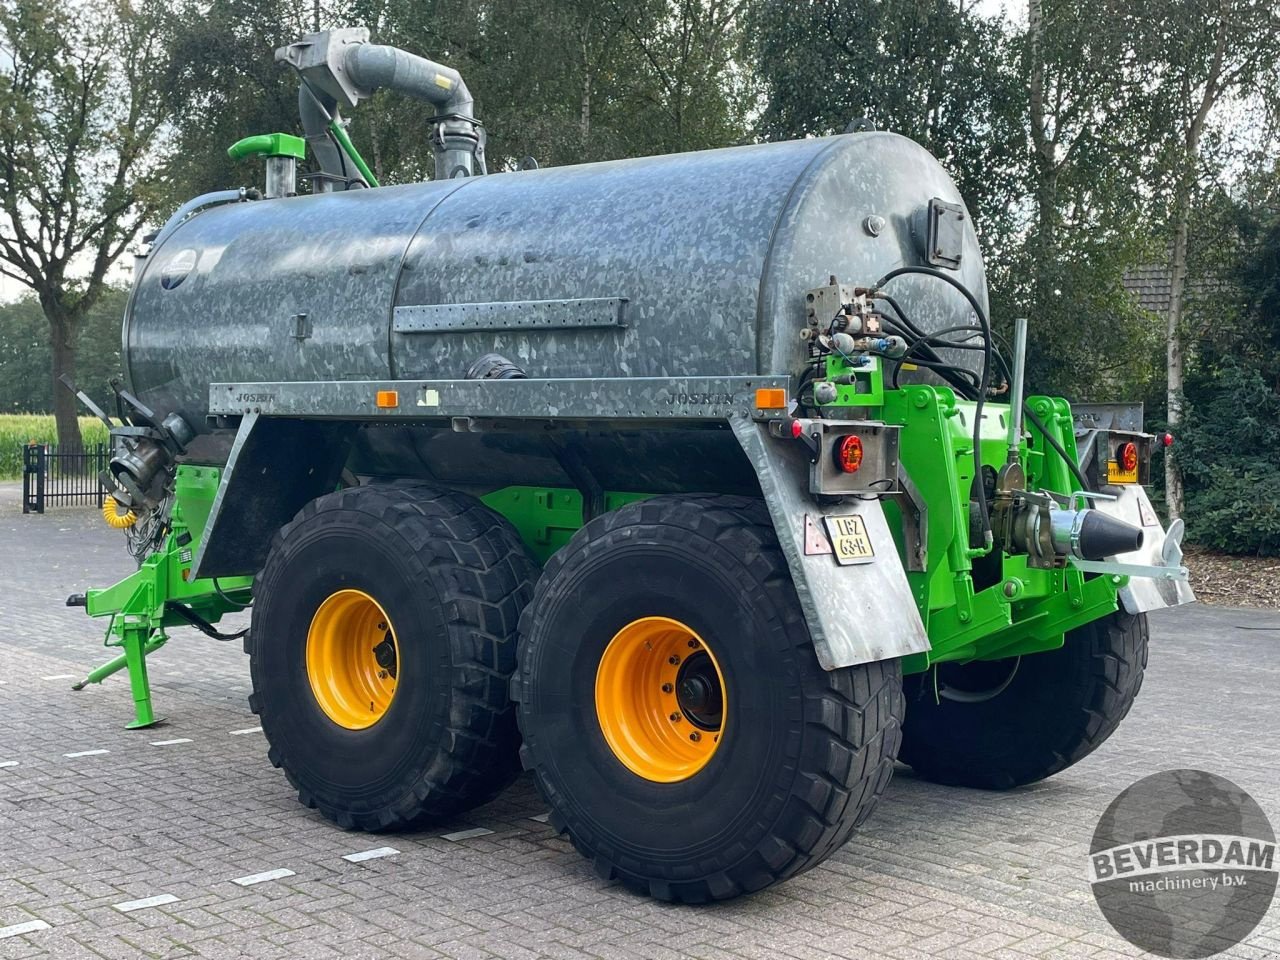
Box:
1092 484 1197 613
731 419 930 670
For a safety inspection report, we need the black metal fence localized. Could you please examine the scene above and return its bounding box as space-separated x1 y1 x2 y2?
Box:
21 444 108 514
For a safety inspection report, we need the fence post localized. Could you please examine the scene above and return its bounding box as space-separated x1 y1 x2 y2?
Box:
35 444 47 514
96 444 105 509
22 444 33 514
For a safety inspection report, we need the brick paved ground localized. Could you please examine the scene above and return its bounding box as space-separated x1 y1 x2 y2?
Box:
1 488 1277 959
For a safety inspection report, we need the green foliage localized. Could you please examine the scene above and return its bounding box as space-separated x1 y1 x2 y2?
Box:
0 416 111 479
0 0 172 450
164 0 752 196
161 0 314 199
1176 366 1280 555
746 0 1024 250
0 289 128 415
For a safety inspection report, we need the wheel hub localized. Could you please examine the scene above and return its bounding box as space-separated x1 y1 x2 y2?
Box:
305 589 399 730
676 653 722 730
594 616 727 783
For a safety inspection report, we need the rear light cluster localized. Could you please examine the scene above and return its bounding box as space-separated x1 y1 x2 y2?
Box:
1119 441 1138 473
834 435 863 473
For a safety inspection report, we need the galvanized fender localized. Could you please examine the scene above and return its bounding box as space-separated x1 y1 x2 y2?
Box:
730 418 930 670
1092 484 1197 613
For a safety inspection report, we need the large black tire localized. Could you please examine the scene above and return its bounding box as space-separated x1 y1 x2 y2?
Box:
247 482 537 830
900 609 1148 789
512 494 904 902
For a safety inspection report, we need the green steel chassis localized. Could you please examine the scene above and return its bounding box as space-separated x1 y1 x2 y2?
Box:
77 356 1133 729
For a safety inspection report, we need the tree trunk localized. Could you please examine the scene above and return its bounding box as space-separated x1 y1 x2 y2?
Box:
1027 0 1058 288
49 313 84 454
580 22 592 145
1164 21 1225 520
1165 202 1188 520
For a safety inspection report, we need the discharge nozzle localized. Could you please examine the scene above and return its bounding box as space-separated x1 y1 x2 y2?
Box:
1011 496 1145 566
1048 507 1144 561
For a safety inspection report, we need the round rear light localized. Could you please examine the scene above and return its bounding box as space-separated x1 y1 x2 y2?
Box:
790 419 804 439
1120 441 1138 472
1162 432 1174 447
835 435 864 473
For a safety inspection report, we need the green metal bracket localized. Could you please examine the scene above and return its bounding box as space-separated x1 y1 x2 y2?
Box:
227 132 306 161
816 354 886 409
74 466 253 728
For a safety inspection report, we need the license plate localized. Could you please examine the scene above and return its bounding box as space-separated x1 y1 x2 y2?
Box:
1106 460 1138 484
823 515 876 565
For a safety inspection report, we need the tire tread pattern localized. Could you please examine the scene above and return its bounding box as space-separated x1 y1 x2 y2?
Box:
513 494 904 902
901 609 1148 789
248 481 537 830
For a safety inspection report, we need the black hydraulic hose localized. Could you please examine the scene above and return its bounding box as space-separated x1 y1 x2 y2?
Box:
877 298 987 397
1023 404 1093 493
165 602 248 641
213 577 250 610
876 265 994 548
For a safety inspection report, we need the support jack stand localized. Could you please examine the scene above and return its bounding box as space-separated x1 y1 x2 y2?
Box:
72 621 169 729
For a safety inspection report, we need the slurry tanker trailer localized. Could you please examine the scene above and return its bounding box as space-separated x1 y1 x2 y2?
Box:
64 27 1194 902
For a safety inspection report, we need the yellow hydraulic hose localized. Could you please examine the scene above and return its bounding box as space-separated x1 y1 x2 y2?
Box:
103 499 137 529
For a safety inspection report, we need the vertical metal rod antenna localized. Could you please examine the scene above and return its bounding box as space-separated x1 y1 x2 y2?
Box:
1007 317 1029 463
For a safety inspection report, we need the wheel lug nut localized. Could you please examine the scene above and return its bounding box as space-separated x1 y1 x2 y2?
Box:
668 655 680 665
377 622 387 630
689 731 701 742
687 638 698 648
661 683 673 693
669 712 682 722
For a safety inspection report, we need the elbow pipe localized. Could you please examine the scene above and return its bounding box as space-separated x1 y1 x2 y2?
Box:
344 43 472 115
343 43 484 180
278 28 485 185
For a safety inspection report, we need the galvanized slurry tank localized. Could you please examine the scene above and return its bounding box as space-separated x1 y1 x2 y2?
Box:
124 131 986 428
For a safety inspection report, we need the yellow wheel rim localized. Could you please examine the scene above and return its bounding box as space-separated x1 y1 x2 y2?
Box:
305 589 399 730
594 616 727 782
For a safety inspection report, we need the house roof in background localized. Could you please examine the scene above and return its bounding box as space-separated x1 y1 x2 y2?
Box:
1123 262 1230 317
1123 264 1175 316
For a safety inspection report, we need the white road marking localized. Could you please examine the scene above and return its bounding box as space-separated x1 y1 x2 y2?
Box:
342 846 399 863
0 761 18 769
63 749 109 758
528 813 551 823
150 738 192 746
229 726 262 736
230 868 294 886
42 675 74 681
440 827 494 842
0 919 51 939
113 894 178 913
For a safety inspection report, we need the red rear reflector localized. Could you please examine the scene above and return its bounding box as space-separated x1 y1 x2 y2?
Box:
835 435 863 473
1120 441 1138 472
